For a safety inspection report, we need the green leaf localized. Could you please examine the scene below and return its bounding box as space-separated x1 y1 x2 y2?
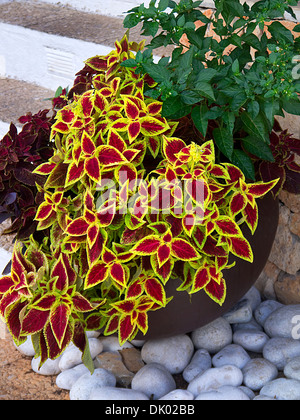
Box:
282 98 300 116
294 24 300 33
81 334 95 374
213 126 234 159
180 90 202 105
142 63 171 84
191 104 209 137
123 13 140 29
121 58 137 68
268 21 294 44
231 149 255 181
240 111 269 143
242 136 274 162
232 59 239 75
142 21 159 37
195 82 215 101
196 68 217 83
158 0 169 11
162 96 182 117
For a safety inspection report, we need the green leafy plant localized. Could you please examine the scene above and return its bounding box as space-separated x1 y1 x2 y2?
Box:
0 34 278 371
122 0 300 182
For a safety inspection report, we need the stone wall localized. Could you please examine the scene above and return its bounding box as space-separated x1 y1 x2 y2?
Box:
255 191 300 304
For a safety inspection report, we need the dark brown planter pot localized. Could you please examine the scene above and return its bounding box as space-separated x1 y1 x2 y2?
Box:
135 193 279 340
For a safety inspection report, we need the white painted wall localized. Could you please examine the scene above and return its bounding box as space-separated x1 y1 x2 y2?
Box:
0 22 113 91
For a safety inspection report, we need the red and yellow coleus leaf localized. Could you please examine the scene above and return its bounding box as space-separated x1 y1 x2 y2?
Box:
170 238 199 261
85 262 109 289
50 303 71 348
97 145 126 166
132 235 161 255
163 136 186 164
204 277 227 306
228 236 253 263
215 216 242 237
247 179 279 198
144 277 166 306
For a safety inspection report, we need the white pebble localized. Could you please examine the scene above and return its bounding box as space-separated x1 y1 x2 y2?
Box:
141 334 194 374
70 368 116 400
223 299 252 324
56 364 90 390
31 355 62 376
284 356 300 380
131 363 176 400
232 317 263 332
89 387 148 400
260 378 300 400
212 344 250 369
191 318 232 354
159 389 194 400
187 365 243 396
242 358 278 391
263 338 300 370
195 385 250 400
98 336 133 352
183 349 211 383
14 337 36 357
242 287 261 310
233 329 269 353
264 304 300 338
59 338 103 371
254 300 283 326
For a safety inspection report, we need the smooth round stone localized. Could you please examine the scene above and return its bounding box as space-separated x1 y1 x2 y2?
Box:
195 386 250 400
263 338 300 370
141 334 194 374
253 395 276 400
260 378 300 400
131 363 176 400
86 331 101 338
239 386 255 400
212 344 250 369
254 300 283 326
223 299 253 324
56 364 90 390
242 358 278 391
183 349 211 383
284 356 300 380
242 287 261 311
59 338 103 371
69 368 116 400
233 329 269 353
191 318 232 354
159 389 194 400
187 365 243 397
264 304 300 338
89 387 148 400
15 337 36 357
31 355 62 376
232 317 263 332
98 336 133 352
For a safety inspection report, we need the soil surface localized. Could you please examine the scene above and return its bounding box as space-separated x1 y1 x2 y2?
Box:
0 328 69 400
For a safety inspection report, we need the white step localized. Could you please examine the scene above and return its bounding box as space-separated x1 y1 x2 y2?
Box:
24 0 152 18
0 22 114 90
0 120 10 139
0 1 150 90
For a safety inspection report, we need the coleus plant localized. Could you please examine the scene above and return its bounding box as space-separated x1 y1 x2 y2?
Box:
0 109 53 241
0 34 278 372
258 121 300 196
